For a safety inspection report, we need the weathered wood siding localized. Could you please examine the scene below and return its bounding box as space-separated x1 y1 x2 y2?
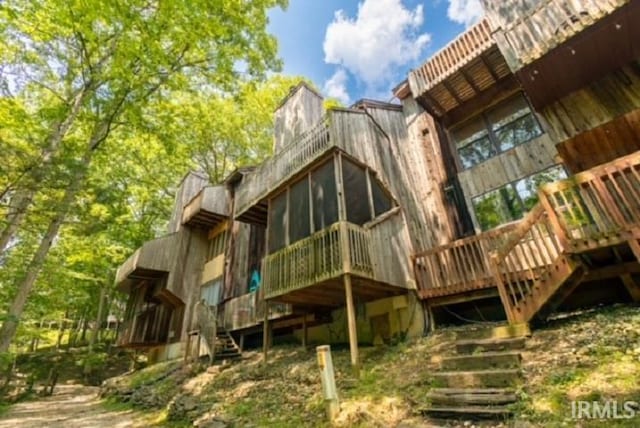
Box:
481 0 630 71
331 104 456 253
540 62 640 143
456 134 558 229
367 212 415 289
168 172 209 233
273 83 324 154
223 221 254 300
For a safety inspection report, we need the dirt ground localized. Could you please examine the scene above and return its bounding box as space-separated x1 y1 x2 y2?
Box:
0 384 148 428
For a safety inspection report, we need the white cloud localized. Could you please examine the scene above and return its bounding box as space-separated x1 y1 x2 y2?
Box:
447 0 484 27
323 0 431 88
323 69 351 104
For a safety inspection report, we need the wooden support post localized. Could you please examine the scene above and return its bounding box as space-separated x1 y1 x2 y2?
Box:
629 238 640 264
302 316 308 349
184 333 192 364
620 274 640 302
343 274 360 377
239 334 245 352
490 254 518 324
263 301 269 363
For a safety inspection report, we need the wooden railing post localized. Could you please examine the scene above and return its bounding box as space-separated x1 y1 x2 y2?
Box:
490 253 517 324
538 189 570 251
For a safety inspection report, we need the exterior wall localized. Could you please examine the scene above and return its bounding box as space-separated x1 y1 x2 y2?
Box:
293 293 424 345
540 61 640 144
273 83 324 153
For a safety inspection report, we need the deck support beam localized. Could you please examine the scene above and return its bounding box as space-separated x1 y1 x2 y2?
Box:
302 315 308 349
344 274 360 377
263 301 270 363
620 274 640 302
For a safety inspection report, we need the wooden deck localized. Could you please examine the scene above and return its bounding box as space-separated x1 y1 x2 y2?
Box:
416 151 640 323
482 0 630 71
408 19 512 117
219 291 293 331
263 221 410 307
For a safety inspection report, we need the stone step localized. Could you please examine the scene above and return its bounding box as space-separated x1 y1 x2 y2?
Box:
455 323 530 341
215 350 241 359
440 352 521 371
422 405 512 420
433 369 521 388
427 388 517 406
455 337 526 354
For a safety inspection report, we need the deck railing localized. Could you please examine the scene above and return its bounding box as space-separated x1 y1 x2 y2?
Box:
492 205 564 309
539 151 640 247
412 223 516 296
235 118 331 217
409 19 494 97
483 0 629 70
220 291 292 331
263 222 374 299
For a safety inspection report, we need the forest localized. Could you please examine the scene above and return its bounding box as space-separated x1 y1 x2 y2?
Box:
0 0 303 364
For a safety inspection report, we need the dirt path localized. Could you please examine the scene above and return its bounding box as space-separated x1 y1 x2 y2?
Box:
0 384 149 428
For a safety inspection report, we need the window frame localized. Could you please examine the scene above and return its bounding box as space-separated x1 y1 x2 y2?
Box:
452 92 544 170
472 164 568 231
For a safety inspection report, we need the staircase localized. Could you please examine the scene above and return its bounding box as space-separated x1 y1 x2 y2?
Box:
423 323 529 422
213 330 242 361
492 152 640 324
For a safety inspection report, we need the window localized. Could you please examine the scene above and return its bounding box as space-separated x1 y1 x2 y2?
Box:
268 191 287 253
200 278 222 306
208 229 228 261
473 165 567 230
453 93 543 169
289 178 311 243
341 159 394 226
311 161 339 232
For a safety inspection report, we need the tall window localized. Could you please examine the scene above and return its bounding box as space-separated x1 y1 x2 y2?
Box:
453 93 543 169
207 229 228 261
473 165 567 230
342 159 393 226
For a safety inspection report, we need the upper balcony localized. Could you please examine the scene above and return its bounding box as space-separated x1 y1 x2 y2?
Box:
482 0 633 72
235 118 330 225
182 185 230 229
115 234 177 292
407 19 512 118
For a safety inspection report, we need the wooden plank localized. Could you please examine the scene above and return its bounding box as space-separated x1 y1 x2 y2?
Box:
344 274 360 377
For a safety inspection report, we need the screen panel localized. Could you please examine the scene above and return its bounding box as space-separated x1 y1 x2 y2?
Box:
311 160 339 231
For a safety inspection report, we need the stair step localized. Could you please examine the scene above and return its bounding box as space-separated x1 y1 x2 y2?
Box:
427 388 517 406
215 351 241 359
422 405 512 420
433 369 521 388
456 337 526 354
441 352 521 371
455 324 530 341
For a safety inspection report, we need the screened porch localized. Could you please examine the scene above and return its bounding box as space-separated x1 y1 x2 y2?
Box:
262 151 414 307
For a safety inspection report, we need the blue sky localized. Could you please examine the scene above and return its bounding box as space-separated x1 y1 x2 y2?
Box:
268 0 484 104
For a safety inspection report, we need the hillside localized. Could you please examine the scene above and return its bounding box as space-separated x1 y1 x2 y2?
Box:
100 304 640 427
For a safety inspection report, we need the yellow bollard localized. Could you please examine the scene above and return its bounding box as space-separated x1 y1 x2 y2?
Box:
316 345 339 421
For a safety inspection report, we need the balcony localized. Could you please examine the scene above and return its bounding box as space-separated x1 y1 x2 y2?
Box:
482 0 632 72
408 19 512 117
115 234 177 292
182 185 230 229
235 119 331 224
263 220 412 306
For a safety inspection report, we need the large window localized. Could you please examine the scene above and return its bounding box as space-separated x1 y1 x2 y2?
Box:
453 93 543 169
208 228 228 261
266 156 395 253
473 165 567 231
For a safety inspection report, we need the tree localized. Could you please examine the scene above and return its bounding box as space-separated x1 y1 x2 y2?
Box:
0 0 287 352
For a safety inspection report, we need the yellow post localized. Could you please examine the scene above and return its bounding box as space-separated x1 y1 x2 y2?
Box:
317 345 339 421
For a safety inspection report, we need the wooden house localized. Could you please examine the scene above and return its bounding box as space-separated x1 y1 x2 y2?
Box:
115 0 640 370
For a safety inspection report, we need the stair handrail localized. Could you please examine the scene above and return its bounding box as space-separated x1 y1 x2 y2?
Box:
195 301 218 364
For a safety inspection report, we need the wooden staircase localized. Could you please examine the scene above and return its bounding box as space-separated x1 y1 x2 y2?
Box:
492 152 640 324
423 323 529 422
213 330 242 361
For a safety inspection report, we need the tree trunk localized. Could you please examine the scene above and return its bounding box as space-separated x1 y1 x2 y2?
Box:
89 286 106 352
0 150 94 353
0 85 92 257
